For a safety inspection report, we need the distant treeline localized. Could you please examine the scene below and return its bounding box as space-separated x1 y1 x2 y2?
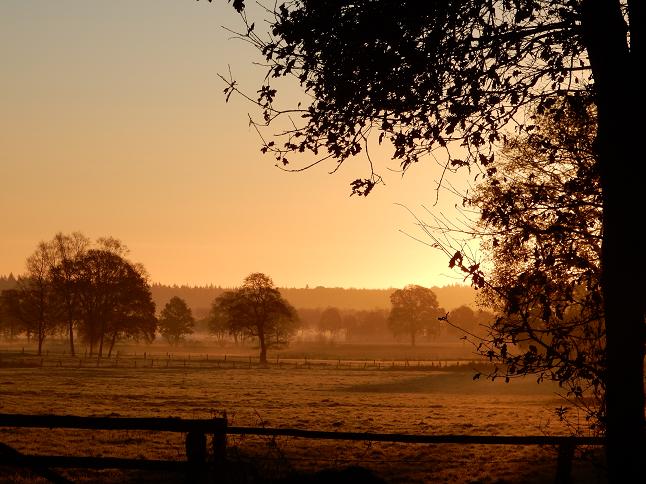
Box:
149 282 477 319
1 275 478 318
0 274 17 293
0 273 487 346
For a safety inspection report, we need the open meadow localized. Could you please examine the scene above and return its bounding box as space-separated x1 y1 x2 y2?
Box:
0 342 606 483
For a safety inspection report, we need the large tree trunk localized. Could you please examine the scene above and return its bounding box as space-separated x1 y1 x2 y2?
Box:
583 1 646 480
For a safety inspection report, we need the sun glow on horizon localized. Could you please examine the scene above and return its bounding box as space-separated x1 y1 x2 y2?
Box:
0 0 476 292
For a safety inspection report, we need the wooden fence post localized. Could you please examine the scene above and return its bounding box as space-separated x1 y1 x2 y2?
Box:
212 419 227 464
185 431 206 483
555 438 575 484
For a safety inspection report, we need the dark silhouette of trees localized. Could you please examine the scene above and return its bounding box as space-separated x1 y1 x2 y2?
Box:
442 95 607 428
211 272 299 364
443 306 496 339
0 235 155 355
208 296 246 345
299 308 396 343
216 1 646 477
159 296 195 345
206 313 229 345
49 232 91 356
0 289 23 339
18 242 61 355
445 305 477 338
387 285 443 346
150 283 476 314
318 306 343 340
2 234 88 353
72 249 157 357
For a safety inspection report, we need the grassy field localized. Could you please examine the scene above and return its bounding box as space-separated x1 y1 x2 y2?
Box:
0 342 606 483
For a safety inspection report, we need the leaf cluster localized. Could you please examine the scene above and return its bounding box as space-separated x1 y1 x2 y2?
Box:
221 0 589 195
459 95 605 430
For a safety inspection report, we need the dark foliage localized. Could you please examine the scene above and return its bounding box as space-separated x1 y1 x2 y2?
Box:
461 95 606 429
210 272 299 363
214 0 645 479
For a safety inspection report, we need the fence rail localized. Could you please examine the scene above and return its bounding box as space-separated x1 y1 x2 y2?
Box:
0 413 604 483
0 347 486 371
0 414 226 433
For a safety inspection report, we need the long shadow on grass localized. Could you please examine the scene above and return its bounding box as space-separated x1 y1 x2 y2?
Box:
342 371 561 396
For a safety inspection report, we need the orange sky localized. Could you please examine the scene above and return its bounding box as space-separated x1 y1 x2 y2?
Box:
0 1 476 290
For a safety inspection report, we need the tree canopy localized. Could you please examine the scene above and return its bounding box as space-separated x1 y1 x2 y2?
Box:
0 233 157 357
216 0 646 479
211 272 299 364
217 0 595 194
318 306 343 339
387 285 443 346
70 248 157 357
159 296 195 345
449 96 605 427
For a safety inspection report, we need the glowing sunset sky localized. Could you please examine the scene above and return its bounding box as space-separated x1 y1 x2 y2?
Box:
1 0 475 289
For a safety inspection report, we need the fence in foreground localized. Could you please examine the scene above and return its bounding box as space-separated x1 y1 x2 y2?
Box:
0 413 604 484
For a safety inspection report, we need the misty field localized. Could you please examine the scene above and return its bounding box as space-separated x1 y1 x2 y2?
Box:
0 343 606 483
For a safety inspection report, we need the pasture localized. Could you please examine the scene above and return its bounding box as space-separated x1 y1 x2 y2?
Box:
0 342 606 483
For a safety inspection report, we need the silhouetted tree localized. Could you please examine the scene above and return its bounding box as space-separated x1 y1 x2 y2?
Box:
446 305 477 338
49 231 91 356
345 309 391 343
159 296 195 345
318 306 343 340
0 242 61 345
450 95 607 427
207 305 230 344
208 296 248 345
0 289 26 340
216 1 646 477
388 285 443 346
73 248 156 357
105 279 157 358
340 313 358 339
212 273 299 364
18 242 61 354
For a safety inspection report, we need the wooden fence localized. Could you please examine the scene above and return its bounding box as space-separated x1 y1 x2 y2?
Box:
0 347 485 371
0 413 604 484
